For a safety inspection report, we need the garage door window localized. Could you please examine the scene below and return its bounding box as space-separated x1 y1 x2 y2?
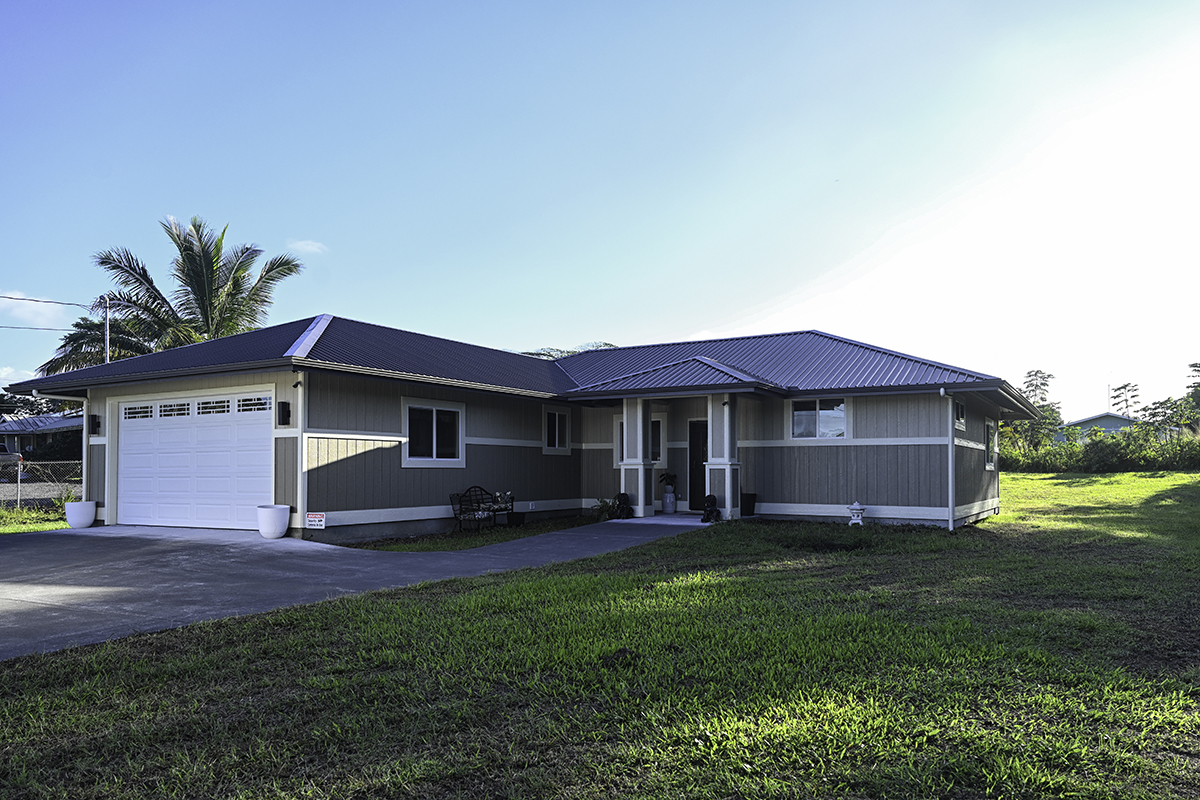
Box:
198 399 231 415
237 397 272 413
160 402 190 417
124 404 152 420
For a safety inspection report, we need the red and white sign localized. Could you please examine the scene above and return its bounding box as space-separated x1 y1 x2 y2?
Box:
305 512 326 529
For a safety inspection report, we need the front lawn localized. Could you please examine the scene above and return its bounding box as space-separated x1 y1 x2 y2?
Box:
0 505 67 534
2 472 1198 798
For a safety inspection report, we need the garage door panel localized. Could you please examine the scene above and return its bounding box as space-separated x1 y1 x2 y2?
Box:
157 452 195 470
158 428 195 444
158 477 192 493
196 427 233 443
118 395 273 530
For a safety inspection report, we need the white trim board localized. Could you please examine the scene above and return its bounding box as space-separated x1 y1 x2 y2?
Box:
756 502 949 521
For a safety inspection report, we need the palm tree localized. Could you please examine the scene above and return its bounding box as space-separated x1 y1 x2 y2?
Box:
39 217 303 375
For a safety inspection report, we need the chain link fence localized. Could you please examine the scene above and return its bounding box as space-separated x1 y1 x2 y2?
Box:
0 460 83 510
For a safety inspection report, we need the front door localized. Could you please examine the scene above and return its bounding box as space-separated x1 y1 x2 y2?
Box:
688 420 707 511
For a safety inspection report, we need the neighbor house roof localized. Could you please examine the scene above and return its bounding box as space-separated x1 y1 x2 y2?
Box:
3 313 1038 418
1061 412 1138 428
0 412 83 434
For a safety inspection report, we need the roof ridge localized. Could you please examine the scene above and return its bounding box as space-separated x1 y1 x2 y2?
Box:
284 314 333 358
572 355 774 393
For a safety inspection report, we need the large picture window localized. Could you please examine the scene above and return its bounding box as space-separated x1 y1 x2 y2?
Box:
792 398 846 439
403 399 465 468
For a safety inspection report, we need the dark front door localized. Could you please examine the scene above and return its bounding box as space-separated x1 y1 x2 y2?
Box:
688 420 707 511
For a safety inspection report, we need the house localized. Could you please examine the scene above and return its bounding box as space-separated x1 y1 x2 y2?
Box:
3 314 1037 540
0 412 84 456
1055 412 1138 443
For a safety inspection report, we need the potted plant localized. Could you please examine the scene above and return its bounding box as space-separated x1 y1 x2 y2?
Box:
658 472 678 514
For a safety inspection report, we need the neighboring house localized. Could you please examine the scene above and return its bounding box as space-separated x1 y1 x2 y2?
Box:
3 314 1037 540
1055 412 1138 443
0 412 84 455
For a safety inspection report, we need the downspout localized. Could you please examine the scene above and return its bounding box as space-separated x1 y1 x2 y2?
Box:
942 388 955 530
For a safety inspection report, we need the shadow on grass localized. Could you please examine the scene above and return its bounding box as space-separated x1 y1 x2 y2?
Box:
3 500 1199 798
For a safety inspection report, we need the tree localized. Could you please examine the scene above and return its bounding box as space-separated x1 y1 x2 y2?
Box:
0 392 57 418
39 216 303 374
1111 382 1140 417
1001 369 1063 453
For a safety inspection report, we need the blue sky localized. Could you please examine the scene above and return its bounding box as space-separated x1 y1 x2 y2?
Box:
2 1 1198 419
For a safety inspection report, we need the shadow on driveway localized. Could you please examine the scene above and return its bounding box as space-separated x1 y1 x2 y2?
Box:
0 517 704 661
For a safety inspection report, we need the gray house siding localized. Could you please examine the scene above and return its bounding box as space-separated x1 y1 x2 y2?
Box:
741 444 948 508
87 443 105 507
274 437 298 510
306 441 579 511
853 394 944 438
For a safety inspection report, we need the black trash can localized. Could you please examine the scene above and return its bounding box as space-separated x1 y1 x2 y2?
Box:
740 492 757 517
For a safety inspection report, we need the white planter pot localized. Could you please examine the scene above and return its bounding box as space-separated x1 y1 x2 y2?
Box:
65 501 96 529
257 504 291 539
662 492 677 514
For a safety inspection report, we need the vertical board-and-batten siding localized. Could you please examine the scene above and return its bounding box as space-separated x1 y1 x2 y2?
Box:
274 437 298 510
740 444 947 507
87 443 105 506
306 372 568 442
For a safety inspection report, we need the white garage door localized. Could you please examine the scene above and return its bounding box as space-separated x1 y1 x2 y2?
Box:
117 394 274 529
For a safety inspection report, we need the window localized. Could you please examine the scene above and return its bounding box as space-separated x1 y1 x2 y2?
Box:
197 399 231 415
792 399 846 438
650 418 662 463
955 401 967 431
544 408 570 454
985 419 996 469
159 402 190 418
123 404 152 420
613 416 665 464
237 396 272 413
403 398 465 468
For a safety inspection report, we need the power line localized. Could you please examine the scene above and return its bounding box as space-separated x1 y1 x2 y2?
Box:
0 325 74 331
0 294 91 308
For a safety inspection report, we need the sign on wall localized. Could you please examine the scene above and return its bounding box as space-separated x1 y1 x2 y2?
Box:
305 512 326 529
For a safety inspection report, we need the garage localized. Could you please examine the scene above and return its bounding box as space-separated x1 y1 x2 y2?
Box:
117 393 275 529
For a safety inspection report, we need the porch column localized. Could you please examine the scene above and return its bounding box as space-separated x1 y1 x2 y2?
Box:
706 393 740 521
619 397 654 517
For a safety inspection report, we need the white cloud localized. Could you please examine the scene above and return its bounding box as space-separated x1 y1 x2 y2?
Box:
0 366 37 382
0 291 69 326
286 240 329 255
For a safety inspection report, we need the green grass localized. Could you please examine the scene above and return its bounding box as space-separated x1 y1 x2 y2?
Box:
349 514 599 551
0 506 67 534
2 472 1199 798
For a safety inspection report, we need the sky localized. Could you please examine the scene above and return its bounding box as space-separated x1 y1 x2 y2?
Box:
2 1 1198 421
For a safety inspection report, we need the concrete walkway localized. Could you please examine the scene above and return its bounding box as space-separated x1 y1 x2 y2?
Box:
0 516 705 662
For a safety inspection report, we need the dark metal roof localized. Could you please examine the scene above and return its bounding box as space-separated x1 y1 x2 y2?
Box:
572 356 779 395
0 413 84 433
3 315 1036 418
298 317 576 395
559 330 996 394
4 315 573 398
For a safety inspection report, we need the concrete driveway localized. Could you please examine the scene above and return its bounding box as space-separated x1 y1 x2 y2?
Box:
0 517 704 661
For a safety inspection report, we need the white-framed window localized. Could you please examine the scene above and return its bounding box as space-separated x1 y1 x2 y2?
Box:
543 406 571 455
985 418 996 470
613 414 666 465
791 398 846 439
402 398 466 468
955 401 967 431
